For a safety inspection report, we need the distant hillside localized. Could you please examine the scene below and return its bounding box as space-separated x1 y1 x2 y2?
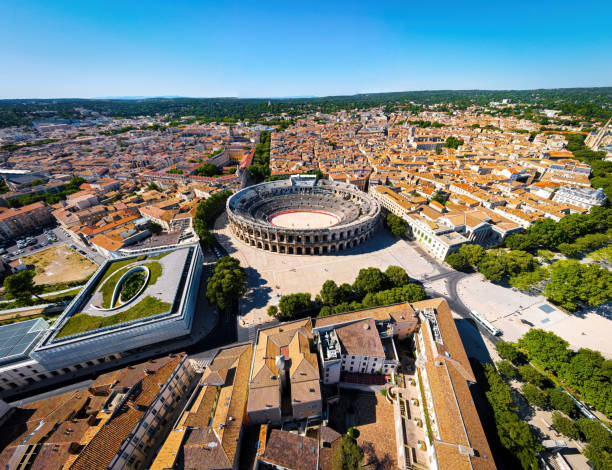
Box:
0 87 610 129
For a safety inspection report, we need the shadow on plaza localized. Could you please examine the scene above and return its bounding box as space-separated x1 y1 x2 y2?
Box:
219 223 402 259
572 301 612 321
215 231 240 256
241 267 273 314
455 318 494 365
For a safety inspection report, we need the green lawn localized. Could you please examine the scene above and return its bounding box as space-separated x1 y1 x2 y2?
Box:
93 255 146 292
98 260 161 308
142 261 162 285
100 266 132 308
56 296 171 338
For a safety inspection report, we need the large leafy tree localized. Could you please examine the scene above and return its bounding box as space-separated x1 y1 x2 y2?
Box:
509 266 549 291
517 365 547 388
517 329 572 373
477 252 507 282
551 412 580 440
577 418 612 470
361 283 426 308
337 283 355 303
560 349 612 416
496 360 518 380
4 270 43 305
193 190 232 249
522 383 549 409
459 243 485 265
196 162 221 177
206 256 247 313
481 363 541 469
445 251 468 270
544 260 612 311
496 341 522 364
320 280 340 305
385 213 407 237
384 265 410 287
546 389 577 417
277 293 312 319
352 267 390 295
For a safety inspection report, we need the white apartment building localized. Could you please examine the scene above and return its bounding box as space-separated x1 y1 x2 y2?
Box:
552 186 607 210
316 318 399 385
368 185 415 218
404 213 468 260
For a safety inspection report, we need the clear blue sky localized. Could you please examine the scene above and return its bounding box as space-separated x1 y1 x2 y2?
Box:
1 0 611 99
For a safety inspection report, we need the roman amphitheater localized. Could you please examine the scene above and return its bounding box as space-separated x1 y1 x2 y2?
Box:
226 175 381 254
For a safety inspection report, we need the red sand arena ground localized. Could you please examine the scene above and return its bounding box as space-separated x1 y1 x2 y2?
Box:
268 210 340 229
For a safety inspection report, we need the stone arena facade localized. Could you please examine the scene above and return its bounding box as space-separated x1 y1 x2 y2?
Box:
227 175 381 255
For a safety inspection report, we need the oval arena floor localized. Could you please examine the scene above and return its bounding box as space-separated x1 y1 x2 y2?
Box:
267 210 340 229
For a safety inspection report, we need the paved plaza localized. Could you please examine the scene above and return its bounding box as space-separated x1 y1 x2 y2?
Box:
215 214 441 325
456 275 612 358
216 212 612 358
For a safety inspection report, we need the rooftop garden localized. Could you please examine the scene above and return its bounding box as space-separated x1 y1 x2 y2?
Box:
54 250 175 338
99 260 161 308
55 296 171 339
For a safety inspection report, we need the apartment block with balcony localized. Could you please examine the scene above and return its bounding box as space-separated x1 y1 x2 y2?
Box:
552 186 607 210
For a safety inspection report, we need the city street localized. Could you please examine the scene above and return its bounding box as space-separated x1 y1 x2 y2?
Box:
2 225 106 267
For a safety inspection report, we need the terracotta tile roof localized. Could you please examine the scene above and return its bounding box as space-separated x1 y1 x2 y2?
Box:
259 429 318 470
314 302 417 330
414 298 496 469
248 319 319 416
152 345 253 470
335 318 385 358
69 356 183 470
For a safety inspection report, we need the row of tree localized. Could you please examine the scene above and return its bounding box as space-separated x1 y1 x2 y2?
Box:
550 412 612 470
494 340 611 470
446 243 612 311
497 359 578 416
446 244 537 283
384 213 407 237
7 175 86 208
504 206 611 253
2 88 610 129
544 259 611 311
473 360 541 469
557 230 611 257
193 190 232 248
268 266 426 320
248 131 271 181
496 330 612 418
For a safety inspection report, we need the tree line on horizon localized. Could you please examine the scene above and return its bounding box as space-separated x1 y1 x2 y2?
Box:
1 87 611 128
